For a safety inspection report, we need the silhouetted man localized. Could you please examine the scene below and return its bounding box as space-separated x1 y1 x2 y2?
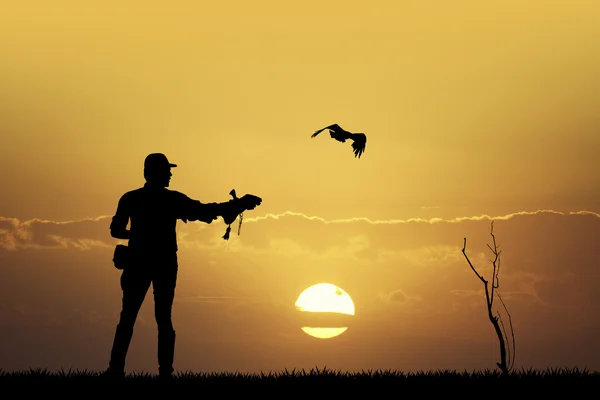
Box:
103 153 261 380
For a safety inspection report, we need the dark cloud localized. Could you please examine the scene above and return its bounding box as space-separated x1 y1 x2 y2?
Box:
0 215 113 249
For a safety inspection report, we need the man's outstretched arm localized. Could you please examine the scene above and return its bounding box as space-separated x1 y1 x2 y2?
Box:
179 193 262 225
180 200 238 224
178 194 223 224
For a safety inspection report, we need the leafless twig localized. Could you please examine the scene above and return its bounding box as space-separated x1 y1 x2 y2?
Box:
462 221 515 375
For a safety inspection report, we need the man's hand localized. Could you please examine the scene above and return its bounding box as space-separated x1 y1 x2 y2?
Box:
221 193 262 225
239 194 262 211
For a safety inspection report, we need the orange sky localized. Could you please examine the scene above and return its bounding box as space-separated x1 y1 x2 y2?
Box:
1 1 599 373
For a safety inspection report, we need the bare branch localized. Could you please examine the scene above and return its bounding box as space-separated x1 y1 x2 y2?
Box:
490 221 497 247
493 256 501 290
489 222 501 308
461 238 486 283
461 220 514 375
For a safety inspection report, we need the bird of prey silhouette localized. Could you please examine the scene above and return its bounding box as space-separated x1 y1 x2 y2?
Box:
311 123 367 158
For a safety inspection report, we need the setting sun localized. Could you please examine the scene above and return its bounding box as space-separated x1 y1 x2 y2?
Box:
295 283 355 339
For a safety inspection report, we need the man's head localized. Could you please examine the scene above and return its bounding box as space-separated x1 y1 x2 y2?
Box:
143 153 177 187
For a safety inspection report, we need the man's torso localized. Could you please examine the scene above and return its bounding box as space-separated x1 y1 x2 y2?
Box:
115 186 186 254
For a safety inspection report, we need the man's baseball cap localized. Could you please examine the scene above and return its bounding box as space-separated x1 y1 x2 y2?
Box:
144 153 177 169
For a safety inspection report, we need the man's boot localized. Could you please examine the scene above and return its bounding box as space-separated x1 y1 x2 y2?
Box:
157 330 176 380
105 324 134 379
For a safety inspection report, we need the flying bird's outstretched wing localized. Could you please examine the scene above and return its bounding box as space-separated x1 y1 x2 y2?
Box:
311 123 345 138
310 123 367 158
350 133 367 158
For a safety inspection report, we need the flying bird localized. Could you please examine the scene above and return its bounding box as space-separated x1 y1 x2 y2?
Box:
311 123 367 158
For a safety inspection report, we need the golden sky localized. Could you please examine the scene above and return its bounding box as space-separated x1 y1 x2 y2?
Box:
1 1 599 373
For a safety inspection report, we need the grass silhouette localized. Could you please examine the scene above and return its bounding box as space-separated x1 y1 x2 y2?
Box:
1 366 598 391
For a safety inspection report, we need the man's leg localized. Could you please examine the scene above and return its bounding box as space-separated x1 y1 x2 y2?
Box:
153 254 178 378
107 266 151 375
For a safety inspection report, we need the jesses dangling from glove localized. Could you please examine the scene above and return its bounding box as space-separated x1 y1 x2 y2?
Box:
184 191 262 239
214 193 262 240
220 193 262 225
